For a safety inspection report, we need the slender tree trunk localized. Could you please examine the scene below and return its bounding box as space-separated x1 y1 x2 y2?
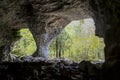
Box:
59 41 62 58
56 38 59 58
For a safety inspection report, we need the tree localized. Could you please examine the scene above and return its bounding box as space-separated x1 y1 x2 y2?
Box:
11 29 36 57
49 20 104 61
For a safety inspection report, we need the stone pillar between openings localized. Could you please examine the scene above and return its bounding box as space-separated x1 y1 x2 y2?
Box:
31 16 70 58
32 33 51 58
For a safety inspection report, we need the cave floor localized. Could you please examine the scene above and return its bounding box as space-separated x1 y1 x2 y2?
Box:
0 58 100 80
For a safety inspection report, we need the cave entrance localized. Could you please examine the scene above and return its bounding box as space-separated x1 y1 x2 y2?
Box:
11 29 37 57
49 18 105 62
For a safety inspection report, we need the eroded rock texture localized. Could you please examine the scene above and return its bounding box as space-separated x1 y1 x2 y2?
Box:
0 59 101 80
0 0 120 79
90 0 120 61
0 0 93 59
0 0 120 61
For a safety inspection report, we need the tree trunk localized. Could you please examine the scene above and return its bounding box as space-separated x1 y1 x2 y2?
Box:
56 38 59 58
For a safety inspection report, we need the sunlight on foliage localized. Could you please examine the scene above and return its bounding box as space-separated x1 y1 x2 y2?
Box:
12 19 105 62
49 19 105 62
11 29 36 57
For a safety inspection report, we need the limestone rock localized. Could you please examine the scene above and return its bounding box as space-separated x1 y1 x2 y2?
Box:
0 60 99 80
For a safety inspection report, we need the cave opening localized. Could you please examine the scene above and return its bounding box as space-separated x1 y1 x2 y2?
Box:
10 18 105 63
49 18 105 62
11 28 37 57
0 0 119 79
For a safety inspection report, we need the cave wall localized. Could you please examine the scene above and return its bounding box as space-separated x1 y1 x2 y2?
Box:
0 0 120 61
90 0 120 61
0 60 101 80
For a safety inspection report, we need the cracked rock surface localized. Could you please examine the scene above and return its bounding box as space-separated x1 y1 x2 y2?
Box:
0 58 101 80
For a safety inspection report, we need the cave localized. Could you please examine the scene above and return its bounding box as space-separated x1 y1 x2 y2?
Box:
49 19 105 62
0 0 120 80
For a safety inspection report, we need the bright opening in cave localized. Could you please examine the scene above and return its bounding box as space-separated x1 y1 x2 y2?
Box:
49 18 105 62
11 29 37 57
11 18 105 62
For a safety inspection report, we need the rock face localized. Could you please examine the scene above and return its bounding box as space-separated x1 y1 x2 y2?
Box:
0 60 101 80
101 60 120 80
0 0 120 80
90 0 120 61
0 0 92 59
0 0 120 62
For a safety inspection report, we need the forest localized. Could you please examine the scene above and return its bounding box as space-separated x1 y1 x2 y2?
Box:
11 19 105 62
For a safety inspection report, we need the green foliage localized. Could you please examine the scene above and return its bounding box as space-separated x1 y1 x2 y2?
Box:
12 20 105 62
49 20 105 62
11 29 36 57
